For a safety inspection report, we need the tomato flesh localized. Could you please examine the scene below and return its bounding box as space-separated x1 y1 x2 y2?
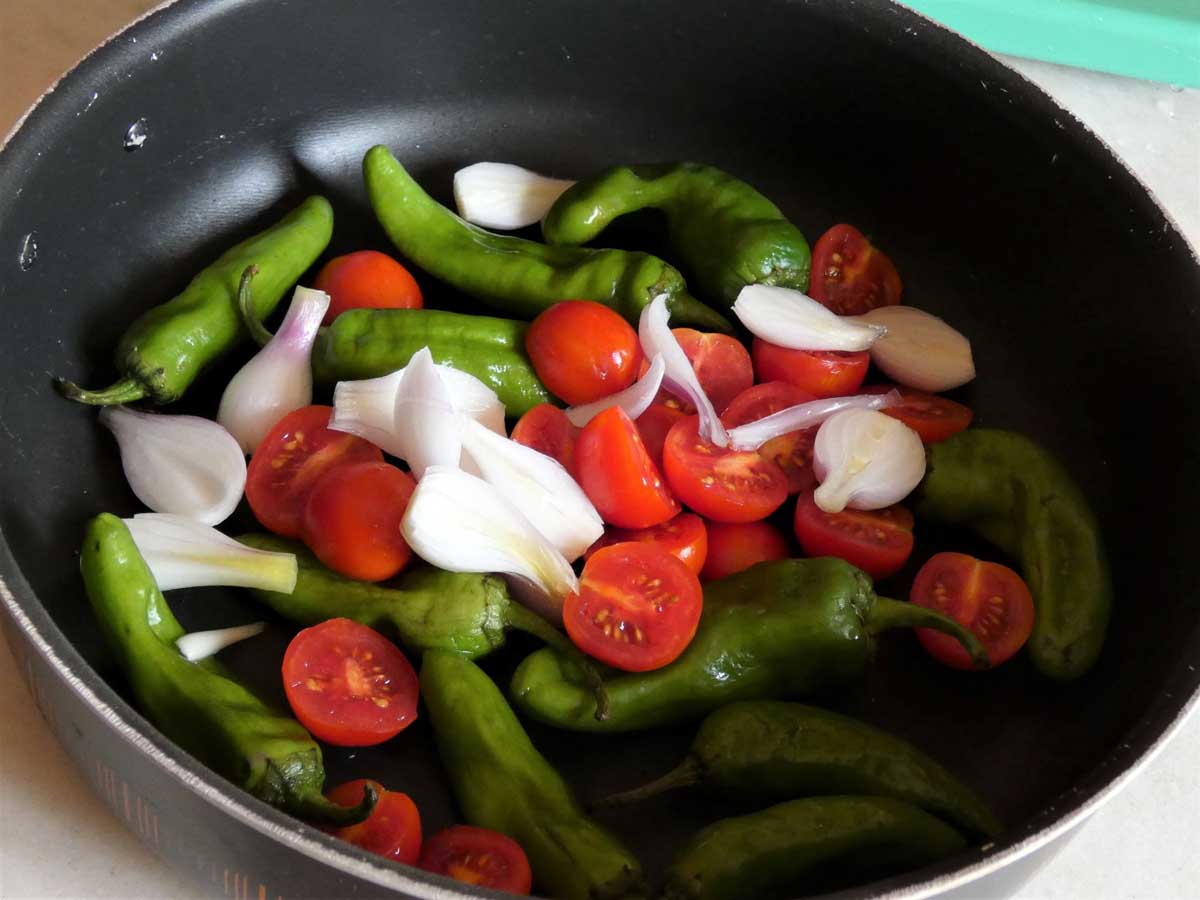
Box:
859 384 973 444
701 520 791 582
586 512 708 576
419 826 532 895
525 300 643 405
635 402 688 472
314 251 423 326
671 328 754 415
325 779 422 864
793 492 914 580
751 340 870 399
282 618 419 747
576 406 679 529
565 542 703 672
511 403 580 476
722 381 819 493
809 224 903 315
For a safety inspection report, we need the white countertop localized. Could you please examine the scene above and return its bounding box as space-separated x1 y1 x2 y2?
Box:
2 55 1198 900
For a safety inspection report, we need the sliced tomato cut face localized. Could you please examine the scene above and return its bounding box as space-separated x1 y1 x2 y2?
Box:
586 512 708 575
809 223 903 315
418 825 532 895
511 403 580 476
564 542 703 672
671 328 755 415
722 381 820 493
525 300 643 405
325 779 422 864
576 406 679 529
701 520 791 582
859 384 973 444
751 340 870 399
793 492 914 580
635 402 688 471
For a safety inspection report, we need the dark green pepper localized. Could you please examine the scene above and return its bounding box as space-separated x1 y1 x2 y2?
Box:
511 557 986 733
363 145 731 332
662 796 966 900
601 701 1001 839
542 163 810 308
916 429 1112 680
79 514 372 825
57 196 334 405
421 651 644 900
310 307 553 415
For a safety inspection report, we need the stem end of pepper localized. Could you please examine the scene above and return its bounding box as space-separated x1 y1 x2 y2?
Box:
287 782 378 827
54 376 146 406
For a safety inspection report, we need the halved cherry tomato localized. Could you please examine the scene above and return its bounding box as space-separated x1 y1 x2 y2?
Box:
636 402 688 471
282 618 418 747
911 552 1035 670
418 826 532 895
301 461 416 582
246 405 383 538
752 340 870 399
808 224 903 315
511 403 580 476
564 542 703 672
671 328 754 414
586 513 708 575
859 384 973 444
326 779 422 864
793 492 914 580
525 301 643 405
701 520 791 582
662 416 788 524
576 406 679 528
313 251 423 326
722 381 819 493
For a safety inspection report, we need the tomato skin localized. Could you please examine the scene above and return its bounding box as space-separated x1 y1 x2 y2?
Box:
722 381 819 494
526 301 643 405
809 224 903 315
586 513 708 575
282 618 419 747
576 406 679 529
911 552 1035 670
419 826 532 895
325 779 422 864
246 406 384 538
859 384 973 444
636 403 688 471
701 521 791 582
662 416 789 524
314 251 423 326
751 340 870 398
671 328 755 414
565 542 703 672
511 403 580 476
793 492 914 580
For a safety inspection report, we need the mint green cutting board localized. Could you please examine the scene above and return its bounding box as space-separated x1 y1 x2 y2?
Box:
902 0 1200 88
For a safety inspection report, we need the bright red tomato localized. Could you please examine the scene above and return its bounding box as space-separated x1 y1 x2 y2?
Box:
635 403 688 471
701 520 791 582
418 826 532 895
793 492 914 580
911 552 1035 670
751 340 870 399
313 251 423 326
282 618 419 747
246 406 383 539
859 384 973 444
564 542 703 672
808 224 903 315
586 513 708 576
722 381 819 493
325 779 422 864
576 406 679 528
662 416 788 524
671 328 755 414
511 403 580 476
525 301 643 405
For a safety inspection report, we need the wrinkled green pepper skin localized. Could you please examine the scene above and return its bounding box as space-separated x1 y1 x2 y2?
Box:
511 558 986 733
57 196 334 406
80 515 371 826
916 429 1112 680
363 146 731 332
662 796 965 900
421 651 644 900
542 163 810 308
606 701 1000 839
310 307 553 415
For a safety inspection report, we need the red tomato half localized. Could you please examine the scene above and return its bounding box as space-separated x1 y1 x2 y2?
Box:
701 520 791 582
808 224 903 315
672 328 755 415
751 340 870 399
419 826 532 895
326 779 422 864
722 381 819 493
246 406 383 538
565 542 703 672
636 403 688 471
662 416 788 524
911 552 1035 670
282 618 419 747
793 492 914 580
586 513 708 575
511 403 580 476
859 384 973 444
576 406 679 528
525 301 642 405
314 251 423 326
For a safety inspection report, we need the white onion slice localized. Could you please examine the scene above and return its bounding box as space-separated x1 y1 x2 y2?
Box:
733 284 886 351
726 391 903 451
176 622 265 662
564 354 665 428
854 306 975 392
812 409 926 513
391 348 463 479
453 162 575 230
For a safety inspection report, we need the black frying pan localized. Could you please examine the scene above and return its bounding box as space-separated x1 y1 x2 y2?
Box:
2 1 1198 898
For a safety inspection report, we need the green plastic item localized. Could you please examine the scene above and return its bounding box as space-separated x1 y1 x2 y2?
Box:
903 0 1200 88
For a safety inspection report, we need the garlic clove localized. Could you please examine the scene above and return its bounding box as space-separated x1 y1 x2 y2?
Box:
855 306 975 393
453 162 575 230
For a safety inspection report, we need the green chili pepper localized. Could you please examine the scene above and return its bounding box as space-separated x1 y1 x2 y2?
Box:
309 307 554 415
56 196 334 406
542 163 811 308
80 514 372 826
421 650 644 900
600 701 1000 839
915 429 1112 680
662 796 966 900
363 146 731 332
511 557 986 733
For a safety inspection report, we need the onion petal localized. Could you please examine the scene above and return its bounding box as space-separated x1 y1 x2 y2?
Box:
726 390 903 451
812 409 926 513
176 622 266 662
564 354 665 428
391 348 464 479
453 162 575 230
733 284 886 351
854 306 976 392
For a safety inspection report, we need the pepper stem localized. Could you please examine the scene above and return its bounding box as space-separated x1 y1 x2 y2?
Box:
504 603 612 721
54 376 146 406
666 292 733 333
285 782 377 827
592 757 704 810
867 596 989 669
237 264 274 348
